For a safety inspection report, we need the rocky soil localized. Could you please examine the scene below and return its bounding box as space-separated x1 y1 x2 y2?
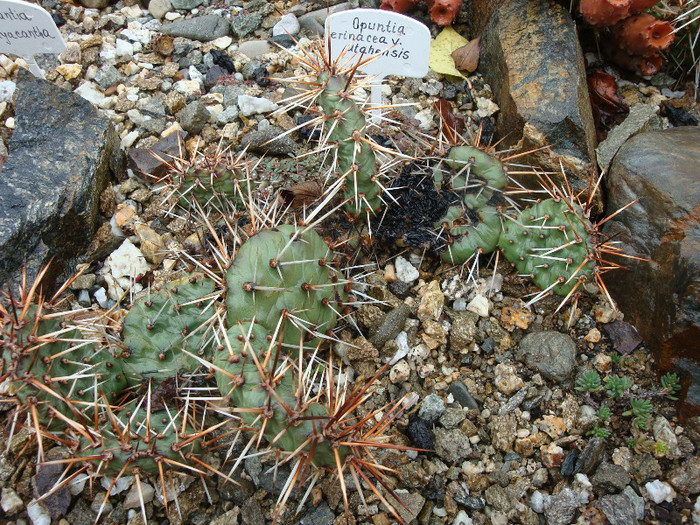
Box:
0 1 699 525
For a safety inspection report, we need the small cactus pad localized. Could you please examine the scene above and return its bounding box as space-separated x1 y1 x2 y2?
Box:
177 164 253 210
1 306 127 422
225 225 346 354
446 146 507 209
438 205 503 264
214 322 345 468
121 274 217 386
499 198 596 296
317 72 382 218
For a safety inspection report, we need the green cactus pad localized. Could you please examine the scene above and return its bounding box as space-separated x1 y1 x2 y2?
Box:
446 146 508 209
1 307 127 422
121 274 217 386
177 164 253 209
225 225 345 355
438 205 503 264
214 322 345 468
79 398 201 475
317 72 382 218
499 198 596 296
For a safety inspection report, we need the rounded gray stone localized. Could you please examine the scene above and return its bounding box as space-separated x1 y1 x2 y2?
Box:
517 331 576 383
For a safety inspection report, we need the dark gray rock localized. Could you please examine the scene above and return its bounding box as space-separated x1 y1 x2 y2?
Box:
543 488 580 525
479 0 597 196
161 15 230 42
204 64 228 88
0 70 119 290
448 381 480 410
603 127 700 418
240 125 296 156
591 462 631 495
240 498 264 525
179 100 210 135
517 331 576 383
599 493 639 525
231 13 262 39
300 502 335 525
574 437 606 475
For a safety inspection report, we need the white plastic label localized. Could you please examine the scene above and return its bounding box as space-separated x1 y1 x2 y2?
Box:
326 9 430 78
0 0 65 78
325 9 430 121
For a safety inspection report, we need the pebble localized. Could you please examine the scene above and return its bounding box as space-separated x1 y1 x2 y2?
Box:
1 488 23 515
417 280 444 322
123 482 155 509
668 456 700 495
517 331 576 383
237 94 279 116
26 500 51 525
395 256 419 283
599 493 639 525
475 97 499 118
272 13 300 37
452 510 473 525
389 359 410 383
418 393 446 422
645 479 675 504
148 0 171 19
493 363 524 394
238 40 274 59
106 239 150 281
466 294 489 317
652 415 681 458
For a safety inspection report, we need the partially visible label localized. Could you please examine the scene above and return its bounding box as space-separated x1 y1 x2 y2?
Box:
0 0 65 56
325 9 430 79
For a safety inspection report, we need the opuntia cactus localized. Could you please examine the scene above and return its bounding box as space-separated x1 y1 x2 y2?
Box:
177 163 254 210
317 72 383 219
499 197 596 297
225 225 348 354
120 274 218 386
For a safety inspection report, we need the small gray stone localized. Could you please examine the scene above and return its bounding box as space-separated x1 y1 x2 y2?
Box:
517 331 576 383
435 427 471 463
170 0 202 8
622 486 645 520
369 303 411 349
574 437 606 475
543 488 579 525
599 493 639 525
591 462 630 495
94 65 125 90
231 13 262 39
272 13 300 36
237 94 278 116
238 40 274 59
418 393 445 423
668 456 700 495
205 65 228 88
240 125 296 155
300 502 335 525
298 3 349 36
161 15 230 42
448 382 479 410
179 100 210 135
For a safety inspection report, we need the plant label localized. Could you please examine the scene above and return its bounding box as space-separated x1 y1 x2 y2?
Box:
325 9 430 121
0 0 66 78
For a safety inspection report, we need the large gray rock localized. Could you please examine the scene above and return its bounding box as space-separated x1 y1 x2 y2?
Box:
517 331 576 383
478 0 597 198
603 127 700 417
161 15 230 42
0 70 119 290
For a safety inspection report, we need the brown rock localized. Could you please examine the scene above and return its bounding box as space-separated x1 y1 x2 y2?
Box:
603 127 700 418
127 130 187 182
478 0 597 196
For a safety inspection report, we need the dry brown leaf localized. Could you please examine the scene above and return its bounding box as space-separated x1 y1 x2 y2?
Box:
280 181 322 208
451 36 480 74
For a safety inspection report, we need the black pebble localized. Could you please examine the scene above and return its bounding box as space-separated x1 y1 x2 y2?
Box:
407 413 434 450
210 49 236 73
